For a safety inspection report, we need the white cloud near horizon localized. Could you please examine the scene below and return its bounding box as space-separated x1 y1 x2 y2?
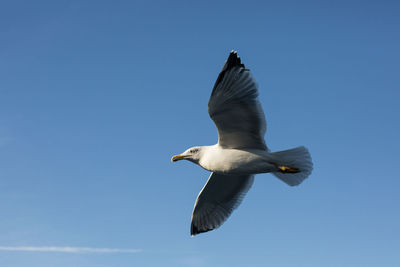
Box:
0 246 141 254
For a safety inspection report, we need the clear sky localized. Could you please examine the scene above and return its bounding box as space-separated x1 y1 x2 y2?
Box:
1 0 399 266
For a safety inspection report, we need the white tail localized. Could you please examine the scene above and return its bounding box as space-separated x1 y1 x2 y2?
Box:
270 146 313 186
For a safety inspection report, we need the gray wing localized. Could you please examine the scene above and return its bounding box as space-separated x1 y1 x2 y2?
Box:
208 51 267 150
190 172 254 236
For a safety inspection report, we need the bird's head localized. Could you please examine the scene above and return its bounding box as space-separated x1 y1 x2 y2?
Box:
171 146 203 164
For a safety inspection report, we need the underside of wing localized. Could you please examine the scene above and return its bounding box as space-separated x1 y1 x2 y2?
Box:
191 172 254 236
208 51 267 150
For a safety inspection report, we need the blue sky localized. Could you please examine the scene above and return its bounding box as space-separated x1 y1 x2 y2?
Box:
1 0 399 266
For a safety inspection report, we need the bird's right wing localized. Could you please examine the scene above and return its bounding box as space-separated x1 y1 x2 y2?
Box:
190 172 254 236
208 51 267 150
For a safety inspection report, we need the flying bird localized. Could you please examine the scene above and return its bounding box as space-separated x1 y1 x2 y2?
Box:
172 51 313 236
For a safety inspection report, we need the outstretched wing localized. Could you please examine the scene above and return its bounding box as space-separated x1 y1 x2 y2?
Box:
190 172 254 236
208 51 267 150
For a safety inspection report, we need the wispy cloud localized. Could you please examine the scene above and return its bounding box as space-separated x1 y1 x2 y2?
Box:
0 246 141 254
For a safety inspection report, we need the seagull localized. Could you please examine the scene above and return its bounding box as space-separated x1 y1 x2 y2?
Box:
172 51 313 236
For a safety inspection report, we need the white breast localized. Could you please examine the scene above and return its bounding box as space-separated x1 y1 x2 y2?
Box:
199 145 275 175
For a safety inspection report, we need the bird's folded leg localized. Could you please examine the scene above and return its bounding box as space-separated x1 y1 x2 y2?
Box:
276 165 300 173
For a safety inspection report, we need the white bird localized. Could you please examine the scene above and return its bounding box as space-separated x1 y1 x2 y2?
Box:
172 51 313 236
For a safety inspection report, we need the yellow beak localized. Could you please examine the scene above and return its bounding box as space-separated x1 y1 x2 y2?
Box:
171 154 185 162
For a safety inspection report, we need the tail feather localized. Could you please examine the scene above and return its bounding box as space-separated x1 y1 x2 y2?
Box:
271 146 313 186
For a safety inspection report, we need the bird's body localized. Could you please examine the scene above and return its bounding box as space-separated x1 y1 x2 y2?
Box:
172 51 313 236
198 145 276 175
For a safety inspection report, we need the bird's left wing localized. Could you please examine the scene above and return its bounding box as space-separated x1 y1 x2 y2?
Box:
191 172 254 236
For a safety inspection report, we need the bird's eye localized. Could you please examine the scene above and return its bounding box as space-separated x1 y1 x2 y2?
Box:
190 149 198 154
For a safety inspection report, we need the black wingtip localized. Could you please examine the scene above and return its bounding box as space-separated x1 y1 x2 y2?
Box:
225 50 245 70
210 50 248 96
190 223 214 236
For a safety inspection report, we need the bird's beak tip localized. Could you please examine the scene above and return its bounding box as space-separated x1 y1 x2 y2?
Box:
171 154 184 162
